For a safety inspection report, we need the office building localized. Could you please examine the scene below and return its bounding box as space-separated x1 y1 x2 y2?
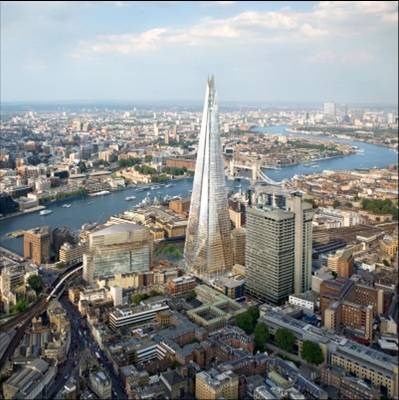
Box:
228 198 246 228
326 246 354 278
286 193 314 293
324 101 336 118
83 223 152 283
320 278 384 340
24 226 51 265
0 193 19 215
184 76 233 278
108 302 169 330
261 308 398 399
231 227 246 266
167 276 196 296
320 367 381 400
0 265 26 313
195 369 239 400
330 339 398 398
59 242 87 266
252 188 314 294
246 206 295 304
88 369 112 399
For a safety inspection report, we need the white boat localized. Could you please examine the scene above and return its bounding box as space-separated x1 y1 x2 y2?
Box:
62 204 71 208
125 196 136 201
165 184 172 188
88 190 110 197
39 209 52 216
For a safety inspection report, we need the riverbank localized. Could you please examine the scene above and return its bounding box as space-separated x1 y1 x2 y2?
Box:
289 126 398 150
0 205 45 221
0 134 397 256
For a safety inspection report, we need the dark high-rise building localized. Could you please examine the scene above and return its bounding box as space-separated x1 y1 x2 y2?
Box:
246 206 295 304
0 193 19 215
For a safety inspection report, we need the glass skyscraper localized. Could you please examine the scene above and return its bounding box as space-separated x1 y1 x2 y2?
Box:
184 76 233 277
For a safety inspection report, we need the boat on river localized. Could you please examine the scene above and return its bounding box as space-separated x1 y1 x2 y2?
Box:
39 209 52 216
88 190 110 197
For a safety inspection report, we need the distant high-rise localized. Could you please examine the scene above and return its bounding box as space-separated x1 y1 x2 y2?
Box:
323 101 336 119
83 223 152 283
184 76 233 277
246 206 295 304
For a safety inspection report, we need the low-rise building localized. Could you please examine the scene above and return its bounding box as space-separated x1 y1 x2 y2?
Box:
288 291 317 313
195 369 239 400
167 276 196 296
59 242 87 266
2 359 57 400
88 369 112 399
108 302 170 330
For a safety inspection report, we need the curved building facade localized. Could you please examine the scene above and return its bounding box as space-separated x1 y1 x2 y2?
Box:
184 77 233 277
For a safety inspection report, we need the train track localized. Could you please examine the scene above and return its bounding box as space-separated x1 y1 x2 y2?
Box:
0 265 83 370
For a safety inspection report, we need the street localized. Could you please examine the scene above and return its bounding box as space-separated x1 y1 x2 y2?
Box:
46 293 127 399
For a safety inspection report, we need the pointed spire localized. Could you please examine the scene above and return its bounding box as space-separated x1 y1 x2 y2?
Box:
184 76 233 278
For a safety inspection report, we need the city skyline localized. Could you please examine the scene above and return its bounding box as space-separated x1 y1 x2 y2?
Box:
1 1 398 104
0 2 398 399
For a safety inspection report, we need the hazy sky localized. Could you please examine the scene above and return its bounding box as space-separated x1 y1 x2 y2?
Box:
1 1 398 104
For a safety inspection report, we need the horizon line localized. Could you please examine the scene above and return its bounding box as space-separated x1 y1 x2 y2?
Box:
1 99 398 108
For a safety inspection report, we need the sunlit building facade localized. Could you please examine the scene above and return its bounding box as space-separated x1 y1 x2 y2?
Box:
83 223 152 283
184 77 233 277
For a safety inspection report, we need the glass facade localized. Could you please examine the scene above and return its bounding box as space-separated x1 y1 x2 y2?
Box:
184 77 233 277
83 223 152 283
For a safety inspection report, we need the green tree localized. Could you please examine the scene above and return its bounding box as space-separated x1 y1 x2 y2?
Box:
301 340 324 365
77 160 87 173
235 306 260 334
118 157 142 168
28 275 43 294
185 290 197 301
332 200 341 208
132 293 149 305
151 174 169 183
235 311 255 334
361 198 398 220
275 328 295 353
144 155 153 163
248 306 260 325
254 322 269 352
15 298 28 312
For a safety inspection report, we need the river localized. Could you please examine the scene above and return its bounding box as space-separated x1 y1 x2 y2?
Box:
1 125 397 255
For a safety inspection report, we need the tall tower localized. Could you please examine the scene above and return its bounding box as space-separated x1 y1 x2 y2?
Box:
286 194 314 294
245 206 295 304
184 76 233 277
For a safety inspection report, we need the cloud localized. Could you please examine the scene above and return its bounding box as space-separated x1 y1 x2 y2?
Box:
69 1 397 58
70 7 330 57
312 1 398 27
309 50 376 64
